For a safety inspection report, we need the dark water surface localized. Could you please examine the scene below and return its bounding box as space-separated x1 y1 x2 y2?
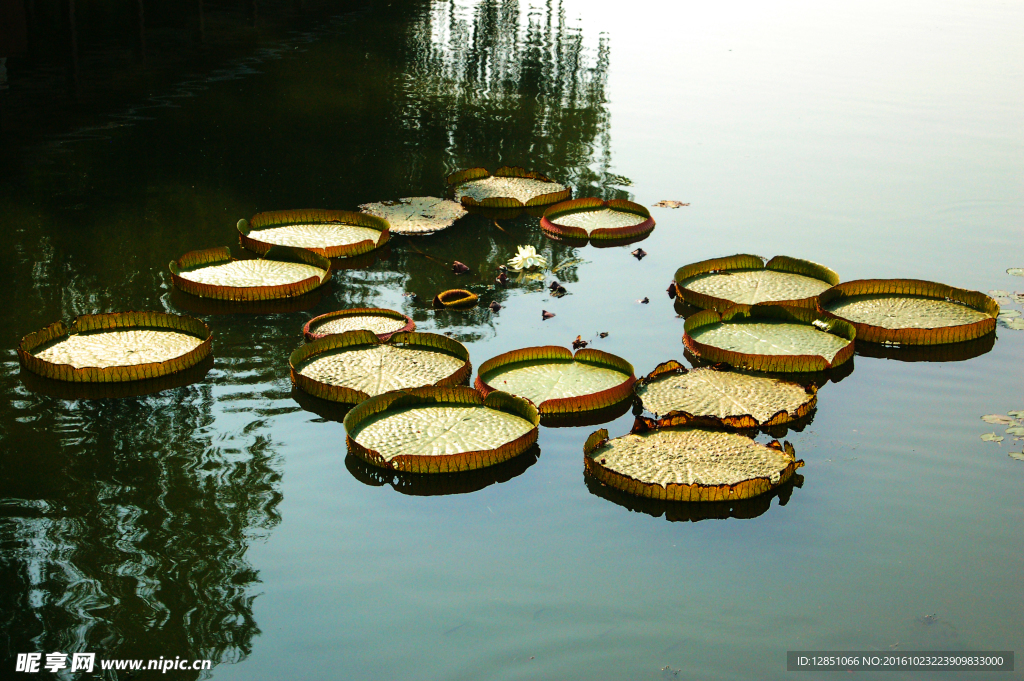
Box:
2 1 1023 679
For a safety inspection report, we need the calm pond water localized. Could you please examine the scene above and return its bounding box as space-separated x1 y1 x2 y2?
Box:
2 1 1023 679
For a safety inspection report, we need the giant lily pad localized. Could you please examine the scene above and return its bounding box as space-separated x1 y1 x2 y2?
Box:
635 360 817 428
447 167 571 208
540 198 655 243
18 311 212 384
344 386 540 473
433 289 479 309
583 425 803 502
817 279 998 345
358 197 467 236
675 254 839 311
237 209 389 258
290 330 471 404
684 304 856 373
475 346 635 415
170 246 331 301
303 308 415 342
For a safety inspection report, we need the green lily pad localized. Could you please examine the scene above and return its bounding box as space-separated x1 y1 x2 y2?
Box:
447 167 570 208
1009 451 1024 462
634 361 816 428
290 330 471 404
1005 426 1024 436
982 414 1015 425
998 310 1022 319
179 257 324 288
303 308 414 341
583 426 803 502
989 290 1010 297
684 305 855 373
344 386 540 473
1007 268 1024 276
237 209 389 258
1002 318 1024 330
540 198 655 243
675 254 838 311
476 346 635 415
358 197 467 235
1008 410 1024 418
818 279 998 345
981 433 1004 442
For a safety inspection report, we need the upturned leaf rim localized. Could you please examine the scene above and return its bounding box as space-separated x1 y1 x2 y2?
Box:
475 345 636 415
169 245 332 301
433 289 479 309
540 198 655 241
289 330 471 405
237 209 390 259
674 254 840 311
683 304 857 373
445 166 572 208
344 385 540 474
635 360 818 429
583 424 804 503
17 311 213 384
816 278 999 345
302 307 415 342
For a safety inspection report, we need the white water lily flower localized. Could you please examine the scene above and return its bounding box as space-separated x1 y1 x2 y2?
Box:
508 245 547 271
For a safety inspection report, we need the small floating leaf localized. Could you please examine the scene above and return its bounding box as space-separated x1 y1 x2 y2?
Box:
998 310 1022 319
1009 451 1024 462
1008 409 1024 418
1005 426 1024 436
358 197 467 235
988 290 1009 297
981 433 1004 442
1003 318 1024 330
1007 268 1024 276
982 414 1015 425
476 346 635 415
344 386 540 473
652 200 689 208
636 363 816 428
584 425 803 502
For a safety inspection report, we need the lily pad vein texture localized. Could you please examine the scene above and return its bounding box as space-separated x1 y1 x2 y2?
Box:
290 330 471 404
345 386 540 473
675 254 839 311
18 311 213 383
304 308 414 341
446 167 571 208
541 198 655 241
684 304 855 373
476 345 635 414
170 246 332 301
584 425 803 502
238 209 390 258
817 279 998 345
635 360 816 427
358 197 467 235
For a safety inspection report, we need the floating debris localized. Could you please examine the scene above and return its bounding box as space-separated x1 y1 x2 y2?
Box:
652 200 689 208
542 310 556 320
572 336 589 350
632 248 647 260
639 297 650 304
452 261 471 274
489 301 502 312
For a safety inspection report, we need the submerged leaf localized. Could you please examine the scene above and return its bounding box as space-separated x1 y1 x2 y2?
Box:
358 196 467 235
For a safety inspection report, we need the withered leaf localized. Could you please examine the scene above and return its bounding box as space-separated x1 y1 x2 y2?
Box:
639 297 650 304
542 310 556 320
489 301 502 312
572 335 588 350
667 282 677 299
451 261 470 274
599 332 609 338
632 248 647 260
652 200 689 208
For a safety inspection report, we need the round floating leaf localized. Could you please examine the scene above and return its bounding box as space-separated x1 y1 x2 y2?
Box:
1008 410 1024 418
540 198 655 243
1003 318 1024 330
1007 268 1024 276
1005 426 1024 437
1010 451 1024 462
446 166 571 208
170 246 332 301
237 209 389 258
18 312 213 384
584 425 803 502
344 386 540 473
674 254 839 311
998 310 1022 318
988 290 1010 297
635 361 816 428
303 308 414 342
358 197 467 235
981 433 1004 442
982 414 1015 425
432 289 478 309
684 304 855 373
818 279 998 345
290 330 471 404
476 346 635 415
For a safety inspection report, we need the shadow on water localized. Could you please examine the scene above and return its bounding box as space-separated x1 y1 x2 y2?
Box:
853 333 996 363
0 0 623 673
345 445 541 497
584 472 806 523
